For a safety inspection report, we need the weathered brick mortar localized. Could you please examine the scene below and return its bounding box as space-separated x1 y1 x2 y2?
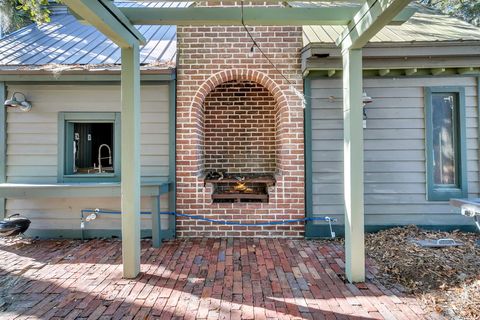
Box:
176 22 305 237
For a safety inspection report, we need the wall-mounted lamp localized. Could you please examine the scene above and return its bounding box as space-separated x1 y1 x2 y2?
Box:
362 91 373 128
362 91 373 106
4 92 32 112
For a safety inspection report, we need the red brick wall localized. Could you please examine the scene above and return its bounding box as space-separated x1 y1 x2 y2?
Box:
176 22 305 237
204 80 276 174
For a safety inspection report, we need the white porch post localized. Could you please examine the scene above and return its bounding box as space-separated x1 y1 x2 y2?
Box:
342 48 365 283
121 43 141 278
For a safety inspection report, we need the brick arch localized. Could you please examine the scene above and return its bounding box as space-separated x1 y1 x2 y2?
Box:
191 69 288 113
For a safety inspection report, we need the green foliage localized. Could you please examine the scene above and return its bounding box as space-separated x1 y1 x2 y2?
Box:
15 0 52 24
419 0 480 26
0 0 60 34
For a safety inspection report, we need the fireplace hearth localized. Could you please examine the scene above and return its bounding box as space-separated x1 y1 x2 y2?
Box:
205 172 276 203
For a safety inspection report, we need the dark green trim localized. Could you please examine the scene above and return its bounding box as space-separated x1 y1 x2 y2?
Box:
25 228 171 242
304 77 314 238
0 82 5 219
306 224 478 238
424 86 468 201
0 73 175 82
167 79 176 239
58 112 121 183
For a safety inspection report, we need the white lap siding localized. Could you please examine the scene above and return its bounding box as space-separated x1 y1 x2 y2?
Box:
311 77 477 228
5 84 171 234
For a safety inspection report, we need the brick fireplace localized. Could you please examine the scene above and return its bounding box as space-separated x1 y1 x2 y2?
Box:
176 20 305 237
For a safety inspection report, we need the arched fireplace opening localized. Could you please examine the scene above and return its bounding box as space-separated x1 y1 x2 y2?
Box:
203 79 278 203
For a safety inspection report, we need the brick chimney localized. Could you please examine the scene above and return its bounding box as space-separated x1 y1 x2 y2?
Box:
176 2 305 237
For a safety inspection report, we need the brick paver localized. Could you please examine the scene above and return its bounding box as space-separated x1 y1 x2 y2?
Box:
0 238 439 319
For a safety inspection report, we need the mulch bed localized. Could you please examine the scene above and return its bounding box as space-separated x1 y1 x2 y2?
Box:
365 226 479 320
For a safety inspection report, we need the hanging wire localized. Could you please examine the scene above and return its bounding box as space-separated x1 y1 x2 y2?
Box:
240 1 307 107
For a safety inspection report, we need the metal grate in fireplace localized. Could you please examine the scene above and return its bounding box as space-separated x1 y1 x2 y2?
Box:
205 172 275 203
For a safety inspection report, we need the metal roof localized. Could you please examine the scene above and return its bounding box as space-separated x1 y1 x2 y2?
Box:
303 4 480 45
0 2 189 71
0 1 479 71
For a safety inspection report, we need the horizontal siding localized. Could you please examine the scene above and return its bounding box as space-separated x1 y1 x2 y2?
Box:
5 84 171 231
310 76 478 227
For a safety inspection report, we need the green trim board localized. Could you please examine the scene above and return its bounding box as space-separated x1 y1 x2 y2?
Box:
0 73 175 82
58 112 121 183
0 182 170 198
118 6 415 26
167 79 176 239
0 82 5 219
25 228 172 242
305 223 479 238
304 77 314 238
337 0 412 51
424 86 468 201
63 0 144 48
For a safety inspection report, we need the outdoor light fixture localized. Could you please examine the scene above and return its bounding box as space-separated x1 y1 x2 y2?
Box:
362 91 373 106
362 91 373 128
4 92 32 112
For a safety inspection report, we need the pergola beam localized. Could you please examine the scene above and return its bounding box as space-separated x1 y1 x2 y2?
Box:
64 0 145 48
337 0 412 50
116 6 415 26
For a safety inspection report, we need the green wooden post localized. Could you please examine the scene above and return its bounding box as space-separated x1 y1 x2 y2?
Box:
168 79 176 238
0 82 5 219
477 77 480 193
304 78 314 236
121 43 141 278
151 195 161 248
342 49 365 283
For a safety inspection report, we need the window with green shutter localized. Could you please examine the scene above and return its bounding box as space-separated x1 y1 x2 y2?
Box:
425 87 467 201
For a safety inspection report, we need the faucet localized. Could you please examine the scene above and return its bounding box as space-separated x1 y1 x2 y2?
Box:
98 144 112 173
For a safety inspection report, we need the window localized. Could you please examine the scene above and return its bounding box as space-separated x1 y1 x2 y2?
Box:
58 113 120 182
425 87 467 201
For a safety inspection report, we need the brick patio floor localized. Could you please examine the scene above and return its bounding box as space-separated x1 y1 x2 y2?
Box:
0 238 440 320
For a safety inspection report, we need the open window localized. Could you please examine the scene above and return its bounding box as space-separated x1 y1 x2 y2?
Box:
425 87 467 201
58 113 120 182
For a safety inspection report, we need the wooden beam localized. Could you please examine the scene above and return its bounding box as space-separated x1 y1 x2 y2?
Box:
458 67 475 75
405 68 417 76
304 56 480 70
337 0 412 51
431 68 446 76
342 49 365 283
63 0 145 48
121 43 141 278
119 6 415 26
378 69 390 76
